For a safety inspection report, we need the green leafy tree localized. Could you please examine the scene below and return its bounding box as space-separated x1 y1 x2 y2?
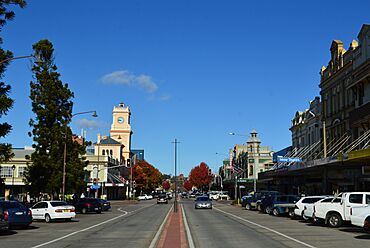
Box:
0 0 26 191
0 0 26 163
24 40 86 199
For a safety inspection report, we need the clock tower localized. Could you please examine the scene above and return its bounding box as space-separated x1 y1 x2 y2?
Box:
110 103 132 161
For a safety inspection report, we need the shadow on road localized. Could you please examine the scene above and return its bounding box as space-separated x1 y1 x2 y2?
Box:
354 234 370 240
0 229 17 236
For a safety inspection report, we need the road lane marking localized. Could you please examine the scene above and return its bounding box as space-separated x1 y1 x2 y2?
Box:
148 205 173 248
181 204 195 248
31 203 154 248
214 207 317 248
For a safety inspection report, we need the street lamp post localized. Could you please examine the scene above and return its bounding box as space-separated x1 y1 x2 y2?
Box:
11 165 15 198
62 110 98 201
172 139 180 213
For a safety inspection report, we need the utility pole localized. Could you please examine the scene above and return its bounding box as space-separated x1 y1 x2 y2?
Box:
172 139 180 213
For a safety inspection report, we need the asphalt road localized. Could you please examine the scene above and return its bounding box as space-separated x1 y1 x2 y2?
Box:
2 199 370 248
182 198 370 248
0 200 171 248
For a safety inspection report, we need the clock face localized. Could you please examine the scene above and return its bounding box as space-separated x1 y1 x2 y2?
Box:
117 117 124 123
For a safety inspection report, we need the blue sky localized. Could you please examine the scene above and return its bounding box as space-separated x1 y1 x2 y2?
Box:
2 0 370 175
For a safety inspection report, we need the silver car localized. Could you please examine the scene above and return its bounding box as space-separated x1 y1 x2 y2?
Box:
194 196 212 209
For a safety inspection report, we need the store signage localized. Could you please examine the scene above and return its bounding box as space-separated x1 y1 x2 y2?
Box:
277 156 302 163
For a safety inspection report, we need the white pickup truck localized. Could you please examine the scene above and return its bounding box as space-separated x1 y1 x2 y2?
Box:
350 203 370 230
313 192 370 228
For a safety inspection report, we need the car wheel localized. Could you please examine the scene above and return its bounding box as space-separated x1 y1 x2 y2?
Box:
246 204 251 210
65 218 72 222
327 213 342 228
272 208 280 216
45 214 51 223
289 210 295 219
96 210 102 214
81 208 87 214
265 206 272 214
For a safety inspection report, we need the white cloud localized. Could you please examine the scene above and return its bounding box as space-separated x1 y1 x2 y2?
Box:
101 70 158 93
75 118 103 130
159 94 171 101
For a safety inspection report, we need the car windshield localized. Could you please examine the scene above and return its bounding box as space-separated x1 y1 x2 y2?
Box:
50 201 68 207
196 197 209 201
3 202 23 209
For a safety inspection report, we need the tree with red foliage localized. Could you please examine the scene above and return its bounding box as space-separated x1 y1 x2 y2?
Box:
133 160 162 193
162 180 171 191
188 162 212 191
183 180 192 191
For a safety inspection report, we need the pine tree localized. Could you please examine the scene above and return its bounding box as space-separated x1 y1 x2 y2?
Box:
25 40 87 199
0 0 26 163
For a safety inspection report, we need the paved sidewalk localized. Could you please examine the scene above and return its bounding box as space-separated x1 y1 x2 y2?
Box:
156 204 188 248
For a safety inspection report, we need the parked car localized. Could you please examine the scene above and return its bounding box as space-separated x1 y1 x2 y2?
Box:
31 201 75 222
292 196 329 219
99 199 111 211
246 191 280 211
157 193 168 204
313 192 370 228
259 193 285 214
349 195 370 229
0 200 32 228
260 195 300 216
194 196 212 209
0 204 9 231
70 198 102 214
137 194 153 200
218 192 230 200
241 194 253 207
303 197 334 221
364 216 370 233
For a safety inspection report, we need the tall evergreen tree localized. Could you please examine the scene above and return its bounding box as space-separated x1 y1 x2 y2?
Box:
0 0 26 163
25 40 87 199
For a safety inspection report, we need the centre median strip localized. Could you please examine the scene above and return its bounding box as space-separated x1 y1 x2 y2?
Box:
213 206 317 248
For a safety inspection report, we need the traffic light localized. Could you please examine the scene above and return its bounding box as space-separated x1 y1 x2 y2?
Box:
208 169 212 176
127 158 131 167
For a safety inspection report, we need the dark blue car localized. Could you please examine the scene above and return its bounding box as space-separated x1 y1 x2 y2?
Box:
261 195 300 216
0 200 32 228
99 199 111 211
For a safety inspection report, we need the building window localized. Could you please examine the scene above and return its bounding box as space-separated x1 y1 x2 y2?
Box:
18 166 26 177
102 150 105 156
110 150 113 156
0 166 13 177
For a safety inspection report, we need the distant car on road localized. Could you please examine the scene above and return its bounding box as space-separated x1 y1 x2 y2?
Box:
70 198 102 214
0 200 32 228
138 194 153 200
194 196 212 209
31 201 76 222
99 199 111 211
157 193 168 204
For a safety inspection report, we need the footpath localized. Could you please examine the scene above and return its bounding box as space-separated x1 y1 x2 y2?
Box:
156 204 188 248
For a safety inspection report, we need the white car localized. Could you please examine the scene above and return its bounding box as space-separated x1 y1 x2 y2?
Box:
293 196 329 219
137 194 152 200
31 201 76 223
303 197 334 220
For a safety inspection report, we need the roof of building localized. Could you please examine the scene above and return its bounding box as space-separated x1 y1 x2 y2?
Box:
95 136 122 145
12 147 34 158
